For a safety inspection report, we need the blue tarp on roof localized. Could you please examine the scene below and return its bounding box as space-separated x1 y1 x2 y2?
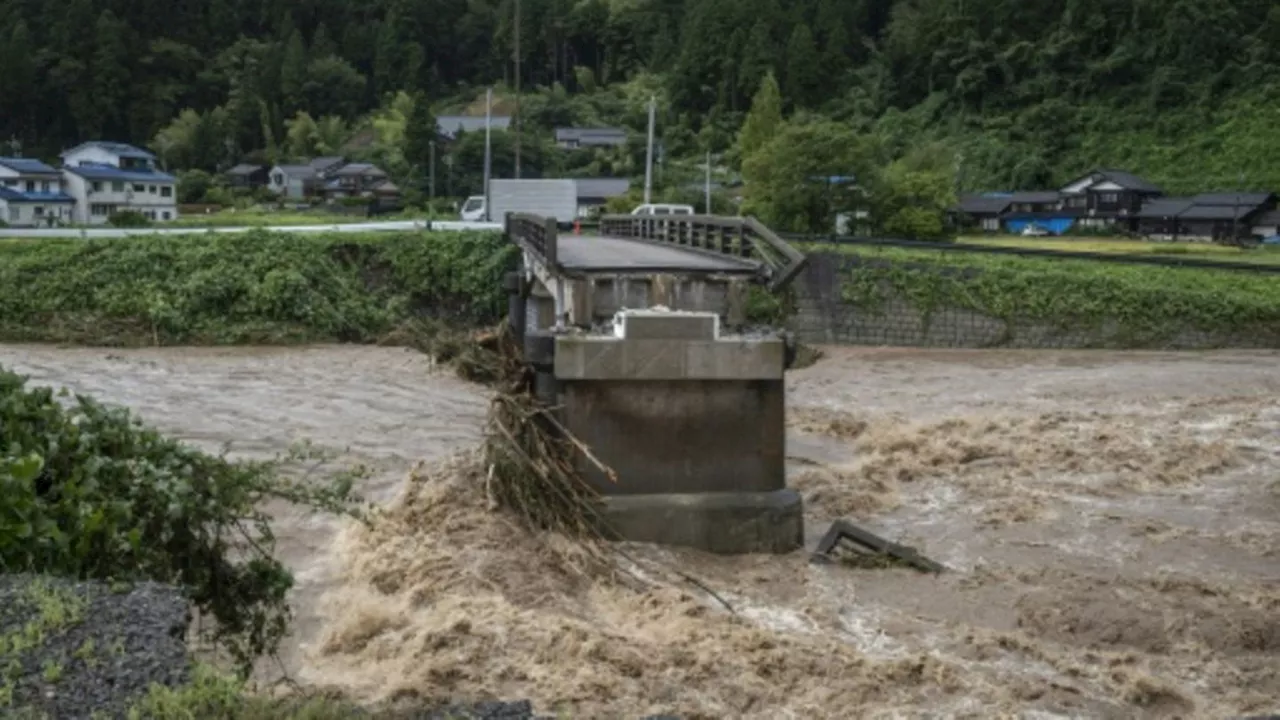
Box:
65 162 175 182
1003 217 1076 235
0 186 75 203
0 157 60 174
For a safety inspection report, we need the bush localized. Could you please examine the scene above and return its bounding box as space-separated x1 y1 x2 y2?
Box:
0 229 518 345
0 369 363 674
107 210 151 228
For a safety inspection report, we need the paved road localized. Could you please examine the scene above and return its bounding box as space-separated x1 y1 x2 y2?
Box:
556 234 761 273
0 220 503 238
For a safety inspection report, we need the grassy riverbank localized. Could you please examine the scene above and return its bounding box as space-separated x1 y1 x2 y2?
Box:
832 245 1280 345
0 229 515 346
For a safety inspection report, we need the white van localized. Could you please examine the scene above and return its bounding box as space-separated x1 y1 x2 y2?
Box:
630 203 695 216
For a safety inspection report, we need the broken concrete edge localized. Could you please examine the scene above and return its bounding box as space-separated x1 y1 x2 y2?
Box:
809 519 947 574
594 489 804 555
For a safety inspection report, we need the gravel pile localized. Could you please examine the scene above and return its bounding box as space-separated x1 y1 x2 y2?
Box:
0 574 191 719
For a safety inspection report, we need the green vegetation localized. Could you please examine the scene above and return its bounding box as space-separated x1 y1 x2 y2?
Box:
5 0 1277 231
833 245 1280 345
0 229 516 346
958 235 1280 266
0 372 365 674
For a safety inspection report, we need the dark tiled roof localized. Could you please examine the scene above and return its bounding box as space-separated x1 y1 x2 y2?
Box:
64 162 175 182
273 165 318 179
556 127 628 146
1007 191 1061 204
1095 169 1162 194
309 156 345 171
0 157 60 175
574 178 631 199
1190 192 1275 206
0 186 76 203
1136 198 1194 218
956 195 1012 215
1177 204 1262 221
332 163 387 178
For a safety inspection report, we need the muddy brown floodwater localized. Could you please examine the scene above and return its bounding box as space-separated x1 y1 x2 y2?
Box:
3 344 1277 718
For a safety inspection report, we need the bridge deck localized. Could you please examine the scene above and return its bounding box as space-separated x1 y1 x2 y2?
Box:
555 234 760 274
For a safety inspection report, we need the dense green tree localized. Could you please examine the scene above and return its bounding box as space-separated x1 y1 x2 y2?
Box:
403 93 438 183
280 30 309 116
783 25 821 109
737 72 783 164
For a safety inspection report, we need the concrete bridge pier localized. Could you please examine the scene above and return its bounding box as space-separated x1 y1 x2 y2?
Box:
553 310 803 554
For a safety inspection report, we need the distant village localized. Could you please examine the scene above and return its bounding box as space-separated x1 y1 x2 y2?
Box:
0 114 644 228
955 170 1280 242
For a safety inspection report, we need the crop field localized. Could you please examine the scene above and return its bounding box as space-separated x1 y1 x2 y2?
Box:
958 234 1280 265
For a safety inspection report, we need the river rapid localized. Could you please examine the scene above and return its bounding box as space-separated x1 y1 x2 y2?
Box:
3 344 1277 718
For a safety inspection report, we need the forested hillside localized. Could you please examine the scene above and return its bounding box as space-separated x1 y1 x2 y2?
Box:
2 0 1280 196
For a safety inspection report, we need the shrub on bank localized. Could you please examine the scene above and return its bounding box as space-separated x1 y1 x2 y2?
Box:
0 229 517 346
0 367 362 676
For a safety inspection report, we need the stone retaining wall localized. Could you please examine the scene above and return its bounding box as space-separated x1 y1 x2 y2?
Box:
787 252 1269 349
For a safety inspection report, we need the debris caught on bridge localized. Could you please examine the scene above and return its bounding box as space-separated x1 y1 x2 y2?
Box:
809 519 946 574
479 321 617 540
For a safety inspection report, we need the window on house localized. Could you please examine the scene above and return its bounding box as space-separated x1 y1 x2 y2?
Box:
1100 192 1119 203
133 184 145 193
112 182 124 192
25 181 35 192
90 204 116 216
149 185 157 194
272 173 284 185
34 206 43 216
41 182 50 192
92 181 103 192
160 186 172 198
162 211 171 220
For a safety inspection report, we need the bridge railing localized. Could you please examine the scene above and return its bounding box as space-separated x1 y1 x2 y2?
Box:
598 214 807 291
506 212 560 268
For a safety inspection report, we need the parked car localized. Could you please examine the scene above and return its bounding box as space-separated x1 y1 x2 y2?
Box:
630 203 695 216
1020 223 1050 237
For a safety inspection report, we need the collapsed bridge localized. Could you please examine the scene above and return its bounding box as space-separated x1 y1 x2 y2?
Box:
503 213 809 554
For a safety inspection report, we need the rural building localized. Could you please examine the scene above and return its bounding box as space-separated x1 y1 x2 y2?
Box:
1252 209 1280 238
0 157 77 227
225 164 268 188
1000 191 1078 235
1057 169 1163 231
573 177 630 217
268 165 320 199
322 163 393 200
954 194 1012 232
60 141 178 224
555 127 627 150
437 115 512 141
309 156 346 178
1135 192 1276 240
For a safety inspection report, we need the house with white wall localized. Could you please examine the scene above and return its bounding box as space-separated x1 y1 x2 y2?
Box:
0 157 77 227
59 141 178 224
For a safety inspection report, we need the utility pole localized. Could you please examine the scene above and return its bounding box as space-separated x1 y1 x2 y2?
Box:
483 87 493 221
514 0 522 179
429 140 436 209
704 151 712 214
643 96 656 204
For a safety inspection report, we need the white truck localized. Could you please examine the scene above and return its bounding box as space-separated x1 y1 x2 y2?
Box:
459 179 579 227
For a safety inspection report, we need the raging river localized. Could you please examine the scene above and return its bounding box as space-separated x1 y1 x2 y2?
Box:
3 344 1277 718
